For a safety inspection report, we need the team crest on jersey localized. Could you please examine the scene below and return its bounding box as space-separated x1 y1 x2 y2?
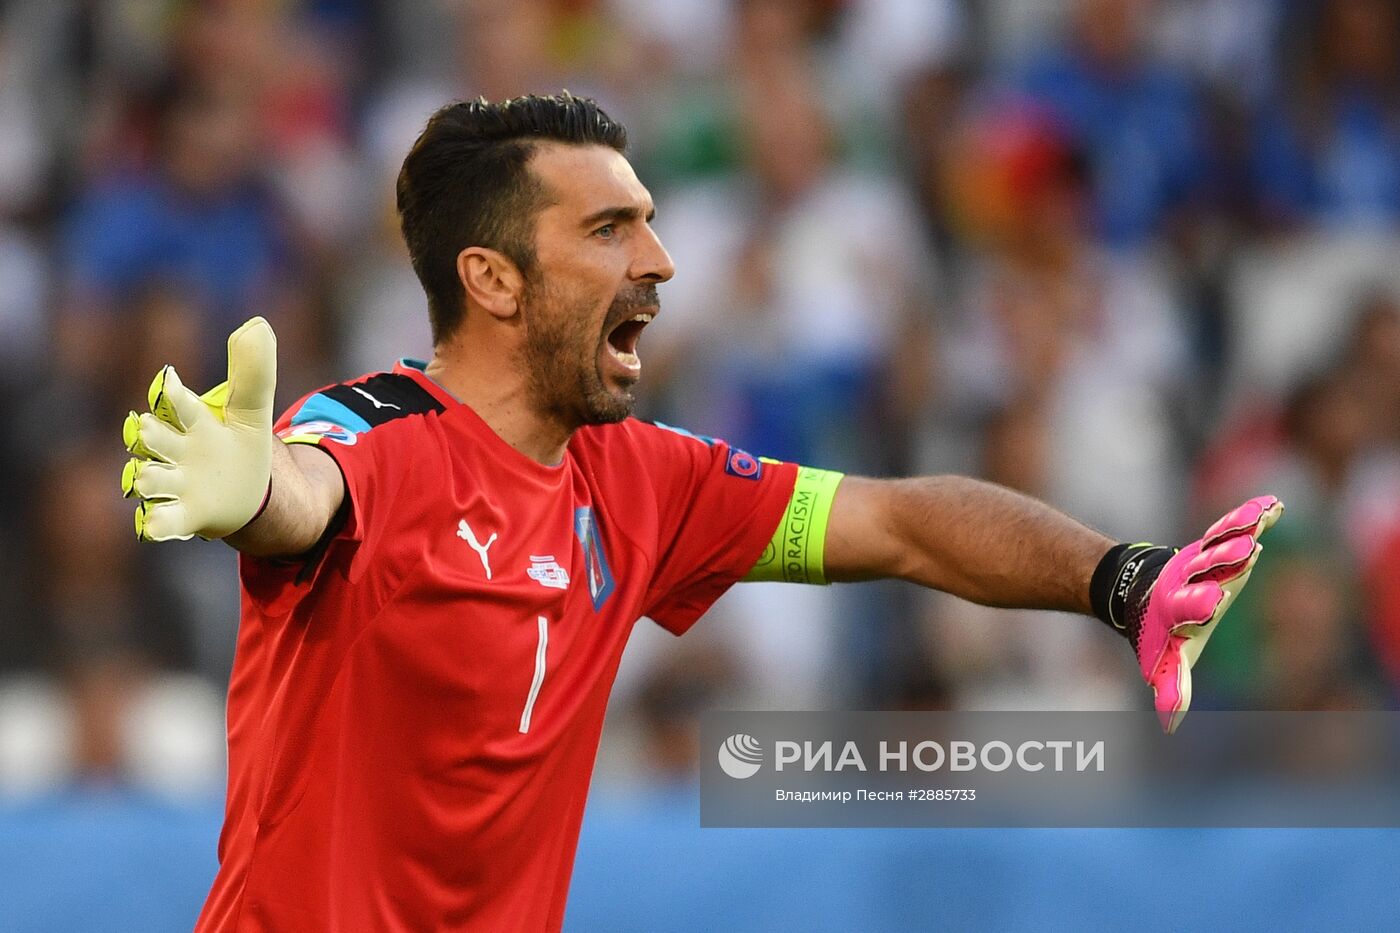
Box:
277 419 358 446
573 507 615 611
724 448 762 480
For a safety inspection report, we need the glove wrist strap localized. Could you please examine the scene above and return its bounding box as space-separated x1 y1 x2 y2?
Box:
1090 543 1175 638
235 477 274 535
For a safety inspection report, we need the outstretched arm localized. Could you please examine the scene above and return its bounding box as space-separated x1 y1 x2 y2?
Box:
823 475 1113 612
811 473 1282 733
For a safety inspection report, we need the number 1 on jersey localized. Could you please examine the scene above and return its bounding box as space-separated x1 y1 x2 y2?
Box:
519 615 548 733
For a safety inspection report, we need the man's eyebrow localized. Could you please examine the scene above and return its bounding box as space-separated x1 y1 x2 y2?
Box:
580 204 656 228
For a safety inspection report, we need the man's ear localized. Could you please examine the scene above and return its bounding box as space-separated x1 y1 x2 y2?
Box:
457 247 524 321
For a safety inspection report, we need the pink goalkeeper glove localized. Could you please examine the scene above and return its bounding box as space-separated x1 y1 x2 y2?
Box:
1090 496 1284 734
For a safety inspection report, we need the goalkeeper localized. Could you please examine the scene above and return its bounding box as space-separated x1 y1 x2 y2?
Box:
120 94 1280 933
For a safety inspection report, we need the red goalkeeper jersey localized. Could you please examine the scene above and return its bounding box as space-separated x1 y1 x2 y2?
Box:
195 361 797 932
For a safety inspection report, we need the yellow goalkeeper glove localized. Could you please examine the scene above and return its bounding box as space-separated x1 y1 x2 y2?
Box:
121 316 277 541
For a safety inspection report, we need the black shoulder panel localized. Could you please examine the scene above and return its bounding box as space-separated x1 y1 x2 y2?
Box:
321 373 445 428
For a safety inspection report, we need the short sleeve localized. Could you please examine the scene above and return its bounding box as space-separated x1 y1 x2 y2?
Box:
238 373 441 616
635 422 798 635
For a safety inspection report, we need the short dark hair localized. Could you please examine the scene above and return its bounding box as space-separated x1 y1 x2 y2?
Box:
395 92 628 343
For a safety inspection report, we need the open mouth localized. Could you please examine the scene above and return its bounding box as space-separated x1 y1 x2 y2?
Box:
604 311 655 372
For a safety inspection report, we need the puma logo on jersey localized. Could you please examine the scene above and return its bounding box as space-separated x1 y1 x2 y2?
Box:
457 519 498 580
527 555 570 590
351 385 402 410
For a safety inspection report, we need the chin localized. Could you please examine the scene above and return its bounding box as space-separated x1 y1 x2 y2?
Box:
584 397 634 425
577 367 637 425
581 385 635 425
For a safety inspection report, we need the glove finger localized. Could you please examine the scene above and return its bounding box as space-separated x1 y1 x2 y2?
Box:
121 458 141 498
1215 551 1258 609
1165 579 1225 628
122 458 182 502
224 317 277 427
1166 567 1257 706
135 499 194 542
1185 535 1257 584
146 365 208 433
200 380 231 420
1202 495 1284 548
1154 650 1191 735
124 411 187 463
1173 562 1257 638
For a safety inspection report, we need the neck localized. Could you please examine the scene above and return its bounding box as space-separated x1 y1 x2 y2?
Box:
424 341 574 466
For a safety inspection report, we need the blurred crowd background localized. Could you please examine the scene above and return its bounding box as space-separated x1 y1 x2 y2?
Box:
2 0 1400 927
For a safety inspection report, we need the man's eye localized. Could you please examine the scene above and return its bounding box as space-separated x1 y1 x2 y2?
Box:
594 224 615 239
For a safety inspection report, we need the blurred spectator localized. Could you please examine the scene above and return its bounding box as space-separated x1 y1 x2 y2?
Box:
647 21 936 708
921 101 1191 711
1196 292 1400 552
0 13 50 216
8 440 155 790
1252 551 1380 710
30 441 186 673
58 76 308 396
1270 369 1375 529
1156 0 1282 110
1200 532 1383 711
1345 291 1400 447
1251 0 1400 232
64 653 147 788
1010 0 1210 250
940 103 1188 540
336 194 435 376
1194 317 1400 704
654 39 932 470
1369 527 1400 697
635 643 740 784
833 0 966 113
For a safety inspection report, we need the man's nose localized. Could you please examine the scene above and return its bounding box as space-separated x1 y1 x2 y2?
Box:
631 224 675 284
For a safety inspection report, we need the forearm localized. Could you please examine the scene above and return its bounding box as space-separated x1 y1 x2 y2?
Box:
224 442 345 558
825 475 1113 613
814 469 1283 732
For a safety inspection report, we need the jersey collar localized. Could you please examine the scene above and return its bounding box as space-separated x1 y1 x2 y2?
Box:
392 358 572 479
394 358 461 409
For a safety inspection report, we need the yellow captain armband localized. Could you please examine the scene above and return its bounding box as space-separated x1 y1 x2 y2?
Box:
743 464 845 585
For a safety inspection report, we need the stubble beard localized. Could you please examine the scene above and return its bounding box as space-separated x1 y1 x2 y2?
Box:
520 276 650 428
